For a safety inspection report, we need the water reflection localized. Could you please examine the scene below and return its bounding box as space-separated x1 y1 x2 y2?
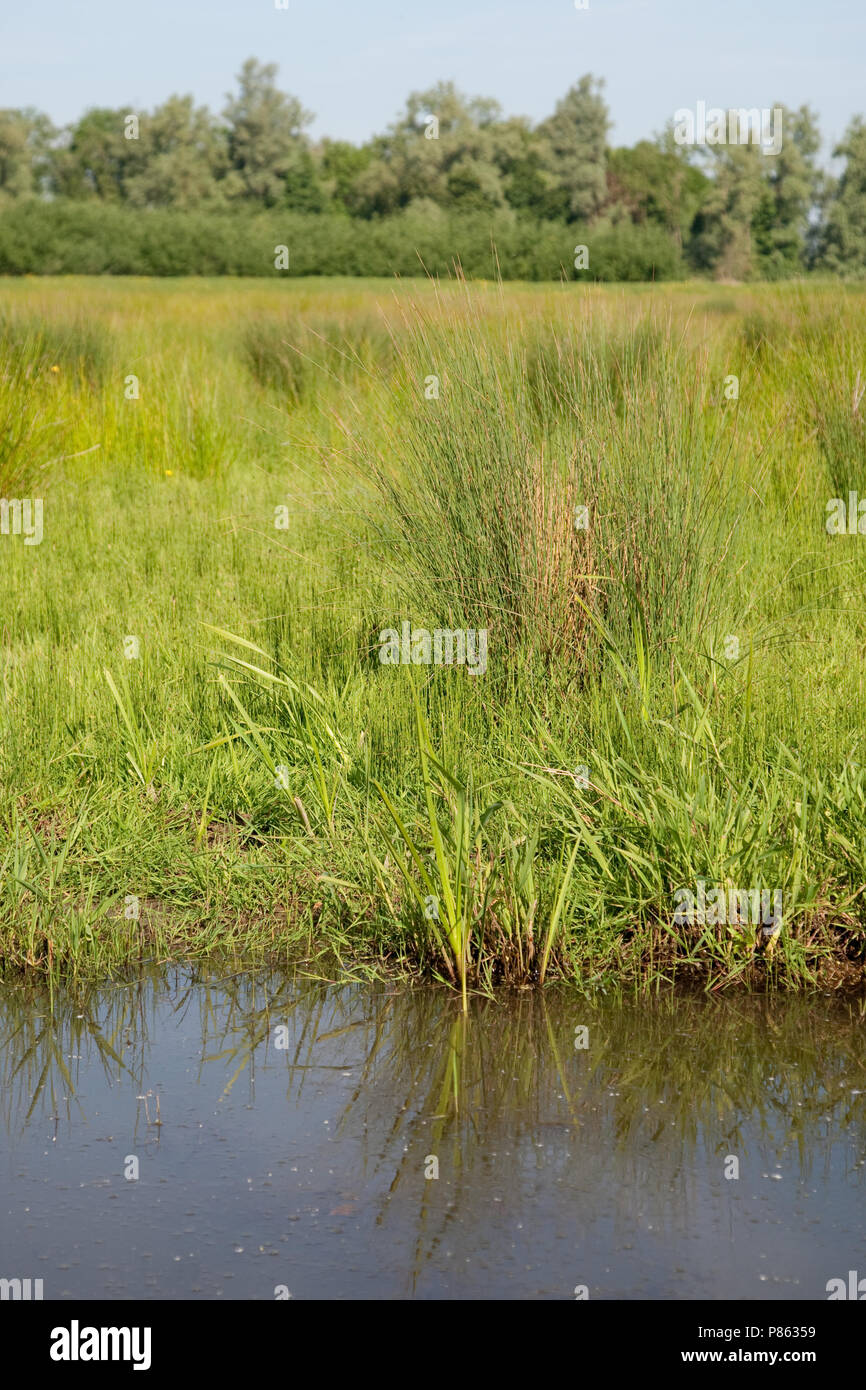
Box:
1 970 864 1298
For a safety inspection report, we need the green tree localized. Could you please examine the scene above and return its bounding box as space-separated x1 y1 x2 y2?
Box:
319 138 374 213
483 116 558 214
124 96 226 209
819 116 866 276
536 75 609 221
0 108 55 199
53 107 145 200
283 148 328 212
754 104 821 275
606 138 709 245
222 58 314 206
345 82 507 216
687 121 768 279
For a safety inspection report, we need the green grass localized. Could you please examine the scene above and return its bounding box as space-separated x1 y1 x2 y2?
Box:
0 275 865 998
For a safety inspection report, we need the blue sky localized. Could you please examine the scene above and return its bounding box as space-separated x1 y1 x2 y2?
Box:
2 0 863 159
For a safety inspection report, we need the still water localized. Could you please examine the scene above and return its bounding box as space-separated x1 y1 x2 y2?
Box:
1 968 864 1300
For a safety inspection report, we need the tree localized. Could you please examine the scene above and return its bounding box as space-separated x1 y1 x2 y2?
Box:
283 148 328 212
124 96 226 209
483 116 558 214
536 75 609 221
754 104 821 275
344 140 403 217
687 121 768 279
52 108 145 200
345 83 508 216
319 138 375 213
606 139 709 245
222 58 314 206
0 108 55 199
818 117 866 276
686 105 822 279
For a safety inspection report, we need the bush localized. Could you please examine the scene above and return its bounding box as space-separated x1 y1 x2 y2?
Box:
0 199 686 282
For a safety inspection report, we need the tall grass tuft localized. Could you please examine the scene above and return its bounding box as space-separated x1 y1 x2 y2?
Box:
345 295 740 690
0 310 113 387
344 291 599 669
238 312 396 404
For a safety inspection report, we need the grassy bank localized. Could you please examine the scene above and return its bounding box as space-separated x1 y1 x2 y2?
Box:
1 275 865 996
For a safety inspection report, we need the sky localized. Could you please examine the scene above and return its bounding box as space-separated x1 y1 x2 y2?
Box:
1 0 863 161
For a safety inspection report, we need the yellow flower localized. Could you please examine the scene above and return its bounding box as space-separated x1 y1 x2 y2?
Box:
50 365 60 373
164 469 173 476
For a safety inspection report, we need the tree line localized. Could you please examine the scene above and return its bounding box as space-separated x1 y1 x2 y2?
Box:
1 58 864 279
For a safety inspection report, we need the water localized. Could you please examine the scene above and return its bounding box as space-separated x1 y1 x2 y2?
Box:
1 968 864 1300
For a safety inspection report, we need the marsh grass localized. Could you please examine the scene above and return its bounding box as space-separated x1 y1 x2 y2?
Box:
238 311 396 404
344 294 743 688
0 311 115 491
0 310 114 386
342 294 601 668
0 277 865 994
811 363 866 496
